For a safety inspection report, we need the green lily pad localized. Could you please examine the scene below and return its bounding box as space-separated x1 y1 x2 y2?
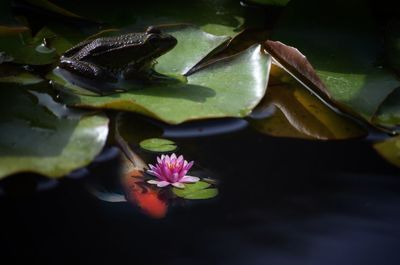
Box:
155 25 231 75
0 87 109 179
373 136 400 168
0 25 29 36
250 65 367 140
0 64 43 85
373 88 400 131
52 41 270 124
139 138 177 153
0 26 58 65
271 0 400 121
172 181 218 200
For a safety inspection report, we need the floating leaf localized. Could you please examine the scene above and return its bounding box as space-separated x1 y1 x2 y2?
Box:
270 0 400 121
374 136 400 168
250 65 367 140
155 25 231 75
0 26 58 65
0 87 109 179
172 181 218 200
0 64 43 85
373 88 400 131
139 138 177 152
51 38 270 124
0 25 29 36
115 113 164 149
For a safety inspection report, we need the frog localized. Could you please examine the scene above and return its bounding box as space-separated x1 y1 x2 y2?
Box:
59 26 177 83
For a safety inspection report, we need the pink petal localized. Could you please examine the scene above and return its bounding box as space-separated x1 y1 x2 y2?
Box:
177 155 184 164
172 172 179 182
164 155 170 164
148 180 170 187
172 182 185 188
178 169 189 178
170 153 177 160
180 175 200 183
184 161 194 171
147 180 160 185
147 170 162 178
162 165 172 180
156 181 171 187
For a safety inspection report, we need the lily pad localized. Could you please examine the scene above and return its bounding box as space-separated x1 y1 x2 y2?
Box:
374 136 400 168
155 25 231 75
0 87 109 179
139 138 177 153
172 181 218 200
271 0 400 121
373 88 400 131
0 64 43 85
250 66 367 140
53 41 270 124
0 26 58 65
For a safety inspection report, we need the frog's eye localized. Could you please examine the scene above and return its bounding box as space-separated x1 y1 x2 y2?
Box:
146 26 162 35
146 34 160 43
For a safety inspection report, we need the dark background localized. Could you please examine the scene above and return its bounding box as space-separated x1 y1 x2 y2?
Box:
1 124 399 265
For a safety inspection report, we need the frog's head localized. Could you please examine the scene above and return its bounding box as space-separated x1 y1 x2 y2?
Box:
141 26 177 60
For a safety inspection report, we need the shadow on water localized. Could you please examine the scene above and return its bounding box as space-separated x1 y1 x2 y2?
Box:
1 122 400 265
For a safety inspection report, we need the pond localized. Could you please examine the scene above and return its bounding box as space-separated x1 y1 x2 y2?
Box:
1 0 400 264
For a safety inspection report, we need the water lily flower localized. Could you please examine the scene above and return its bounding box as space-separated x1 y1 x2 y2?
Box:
147 153 199 188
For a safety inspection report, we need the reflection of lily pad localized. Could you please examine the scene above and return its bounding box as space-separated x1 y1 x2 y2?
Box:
250 65 367 140
172 181 218 200
0 87 109 179
51 28 269 124
139 138 177 152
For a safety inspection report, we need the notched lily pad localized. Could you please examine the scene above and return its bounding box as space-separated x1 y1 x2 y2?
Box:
0 88 109 179
139 138 177 152
172 181 218 199
51 26 270 124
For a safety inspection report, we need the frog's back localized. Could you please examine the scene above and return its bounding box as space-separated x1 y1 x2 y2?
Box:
74 33 147 61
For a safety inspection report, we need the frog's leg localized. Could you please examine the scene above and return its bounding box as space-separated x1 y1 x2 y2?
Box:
59 59 117 82
122 60 170 81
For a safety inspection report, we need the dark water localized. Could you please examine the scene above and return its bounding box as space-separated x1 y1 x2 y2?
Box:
1 121 400 265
